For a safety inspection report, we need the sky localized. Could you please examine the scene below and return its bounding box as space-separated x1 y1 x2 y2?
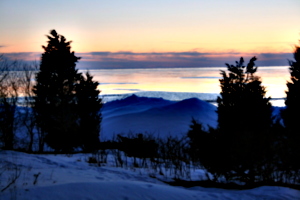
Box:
0 0 300 68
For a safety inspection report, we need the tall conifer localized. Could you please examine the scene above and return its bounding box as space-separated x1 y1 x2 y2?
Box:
76 72 102 152
216 57 273 181
282 45 300 131
281 44 300 171
33 30 101 152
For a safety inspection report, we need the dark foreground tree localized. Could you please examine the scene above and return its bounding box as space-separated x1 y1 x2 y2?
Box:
33 30 101 152
76 72 102 152
281 44 300 172
217 57 272 133
216 57 273 182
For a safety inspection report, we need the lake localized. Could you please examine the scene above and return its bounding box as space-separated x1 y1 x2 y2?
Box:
81 66 291 107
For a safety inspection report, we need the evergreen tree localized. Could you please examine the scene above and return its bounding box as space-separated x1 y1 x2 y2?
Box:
33 30 102 152
281 44 300 171
216 57 273 182
282 45 300 131
76 72 102 152
33 30 81 152
217 57 272 133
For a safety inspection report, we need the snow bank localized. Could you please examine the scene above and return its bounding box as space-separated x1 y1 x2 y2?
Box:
1 151 299 200
4 182 300 200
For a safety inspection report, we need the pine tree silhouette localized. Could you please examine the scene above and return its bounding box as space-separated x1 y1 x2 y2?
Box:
76 72 102 152
281 44 300 171
216 57 273 182
33 30 102 152
282 45 300 131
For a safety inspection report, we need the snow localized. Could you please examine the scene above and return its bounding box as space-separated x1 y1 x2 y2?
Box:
101 95 217 139
1 151 299 200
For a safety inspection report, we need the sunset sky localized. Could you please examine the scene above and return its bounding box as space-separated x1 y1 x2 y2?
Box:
0 0 299 68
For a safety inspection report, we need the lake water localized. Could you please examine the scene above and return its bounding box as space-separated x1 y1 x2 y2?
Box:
81 66 291 107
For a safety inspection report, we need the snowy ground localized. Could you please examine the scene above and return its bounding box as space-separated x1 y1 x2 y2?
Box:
1 151 299 200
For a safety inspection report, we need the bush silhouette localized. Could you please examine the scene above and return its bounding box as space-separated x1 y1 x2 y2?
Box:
0 56 24 150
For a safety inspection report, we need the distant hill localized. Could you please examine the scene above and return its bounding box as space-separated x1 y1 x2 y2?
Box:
101 91 219 102
15 94 285 143
101 95 217 140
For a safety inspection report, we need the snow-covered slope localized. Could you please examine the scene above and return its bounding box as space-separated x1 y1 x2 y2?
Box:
1 151 299 200
101 95 217 139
